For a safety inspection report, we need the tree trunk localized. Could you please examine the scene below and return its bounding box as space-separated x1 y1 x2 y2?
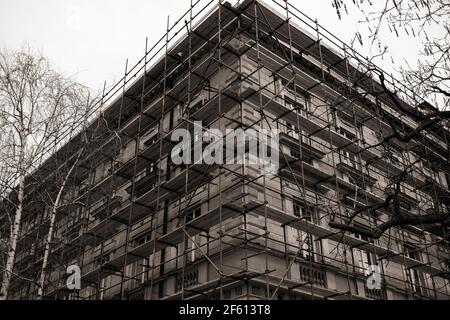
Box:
0 174 25 300
36 189 61 299
37 150 82 299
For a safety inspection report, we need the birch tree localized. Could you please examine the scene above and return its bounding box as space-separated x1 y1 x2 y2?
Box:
0 48 92 300
35 137 87 299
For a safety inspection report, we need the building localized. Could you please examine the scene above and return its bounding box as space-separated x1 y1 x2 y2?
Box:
3 0 450 300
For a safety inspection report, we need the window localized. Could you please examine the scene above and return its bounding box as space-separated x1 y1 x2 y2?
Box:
354 249 374 273
404 245 427 295
390 154 401 167
126 261 146 287
293 200 316 222
284 96 296 110
286 123 299 139
167 158 179 179
422 160 432 173
437 171 446 187
284 96 308 118
399 201 412 211
290 149 313 165
190 100 203 114
293 199 318 261
352 232 377 273
180 205 201 262
136 232 152 247
186 206 201 223
338 127 356 141
142 124 159 147
96 252 111 266
384 149 401 167
185 206 202 262
298 231 314 261
340 149 360 170
106 159 121 175
340 117 356 128
274 77 283 96
405 245 421 262
303 156 314 165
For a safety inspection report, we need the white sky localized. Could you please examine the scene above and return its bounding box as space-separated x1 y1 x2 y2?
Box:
0 0 424 93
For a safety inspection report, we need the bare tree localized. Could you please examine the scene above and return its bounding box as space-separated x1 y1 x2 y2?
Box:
327 63 450 239
0 48 92 300
323 1 450 242
332 0 450 109
35 135 88 299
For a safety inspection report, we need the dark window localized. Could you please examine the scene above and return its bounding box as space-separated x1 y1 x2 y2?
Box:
96 252 111 266
136 232 152 247
290 149 313 165
338 127 356 141
284 96 307 116
400 201 412 211
293 200 317 223
293 199 318 261
186 206 201 223
404 245 426 295
405 245 421 262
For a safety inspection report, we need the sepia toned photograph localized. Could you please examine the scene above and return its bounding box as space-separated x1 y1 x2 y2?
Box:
0 0 449 308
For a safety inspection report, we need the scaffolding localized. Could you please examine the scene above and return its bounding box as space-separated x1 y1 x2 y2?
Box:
4 0 450 300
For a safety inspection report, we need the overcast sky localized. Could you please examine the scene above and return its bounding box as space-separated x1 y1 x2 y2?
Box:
0 0 424 93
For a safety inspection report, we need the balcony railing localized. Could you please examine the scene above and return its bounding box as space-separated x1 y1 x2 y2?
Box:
175 266 199 292
298 263 326 288
365 286 387 300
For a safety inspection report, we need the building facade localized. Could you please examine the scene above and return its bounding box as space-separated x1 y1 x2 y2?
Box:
3 0 450 300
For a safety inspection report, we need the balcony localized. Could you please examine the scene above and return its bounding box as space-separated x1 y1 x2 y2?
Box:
418 178 450 206
127 172 158 198
89 195 123 220
364 286 387 300
175 266 199 292
279 132 326 160
279 152 332 191
298 262 327 288
370 151 404 176
244 86 382 162
385 186 417 208
141 125 159 148
336 162 377 188
245 87 326 135
249 200 444 275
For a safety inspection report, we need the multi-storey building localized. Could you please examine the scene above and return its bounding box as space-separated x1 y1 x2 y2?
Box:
2 0 450 300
